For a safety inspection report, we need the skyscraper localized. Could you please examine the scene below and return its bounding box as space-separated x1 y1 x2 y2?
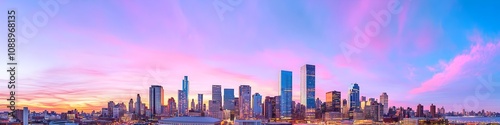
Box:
380 92 388 115
23 107 28 125
239 85 252 119
198 94 203 112
178 90 187 116
300 64 316 119
191 99 195 111
430 104 436 118
129 98 134 113
223 88 235 110
252 93 262 117
149 85 164 116
182 76 189 110
136 94 141 116
279 70 293 119
416 104 424 117
263 96 275 119
212 85 222 110
348 83 360 110
167 97 177 117
326 91 341 112
342 99 348 118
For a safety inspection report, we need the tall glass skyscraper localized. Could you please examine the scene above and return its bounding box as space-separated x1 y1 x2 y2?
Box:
279 70 293 119
348 83 360 110
135 94 141 116
252 93 262 117
182 76 189 109
239 85 251 119
178 90 187 116
149 85 164 116
212 85 222 110
300 64 315 119
198 94 203 112
223 88 235 110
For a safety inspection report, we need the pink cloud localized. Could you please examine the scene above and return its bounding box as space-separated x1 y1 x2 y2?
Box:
409 34 500 95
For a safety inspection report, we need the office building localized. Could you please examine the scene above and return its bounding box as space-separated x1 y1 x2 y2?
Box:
279 70 293 119
178 90 187 116
300 64 316 119
430 104 436 118
239 85 252 119
224 88 235 110
252 93 263 117
380 92 388 115
136 94 142 116
416 104 424 117
182 76 189 112
348 83 360 110
326 91 341 112
149 85 164 116
212 85 222 110
198 94 203 112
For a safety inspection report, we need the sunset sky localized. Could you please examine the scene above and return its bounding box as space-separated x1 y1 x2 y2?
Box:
1 0 499 113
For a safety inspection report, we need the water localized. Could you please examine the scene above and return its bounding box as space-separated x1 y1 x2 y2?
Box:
446 116 500 123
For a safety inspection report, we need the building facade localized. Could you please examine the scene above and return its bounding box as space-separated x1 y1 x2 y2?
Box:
212 85 222 110
223 88 235 110
280 70 293 119
380 92 389 115
326 91 341 112
239 85 252 119
300 64 316 119
252 93 263 117
149 85 164 116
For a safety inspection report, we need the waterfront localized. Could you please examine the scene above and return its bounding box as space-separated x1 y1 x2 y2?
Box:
446 116 500 123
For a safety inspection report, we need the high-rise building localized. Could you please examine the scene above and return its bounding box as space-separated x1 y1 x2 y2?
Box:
129 99 134 113
263 96 275 119
212 85 222 110
239 85 252 119
234 97 240 118
182 76 189 110
361 96 366 102
252 93 262 117
416 104 424 117
178 90 187 116
167 97 177 117
380 92 389 115
149 85 164 116
315 98 322 110
208 100 223 119
23 107 28 125
223 88 235 110
300 64 316 119
136 94 141 116
342 99 348 118
348 83 360 110
326 91 341 112
108 101 115 117
430 104 436 118
274 96 281 118
198 94 203 112
279 70 293 119
191 99 195 111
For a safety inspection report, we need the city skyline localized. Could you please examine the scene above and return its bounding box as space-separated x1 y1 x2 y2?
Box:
1 0 500 113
